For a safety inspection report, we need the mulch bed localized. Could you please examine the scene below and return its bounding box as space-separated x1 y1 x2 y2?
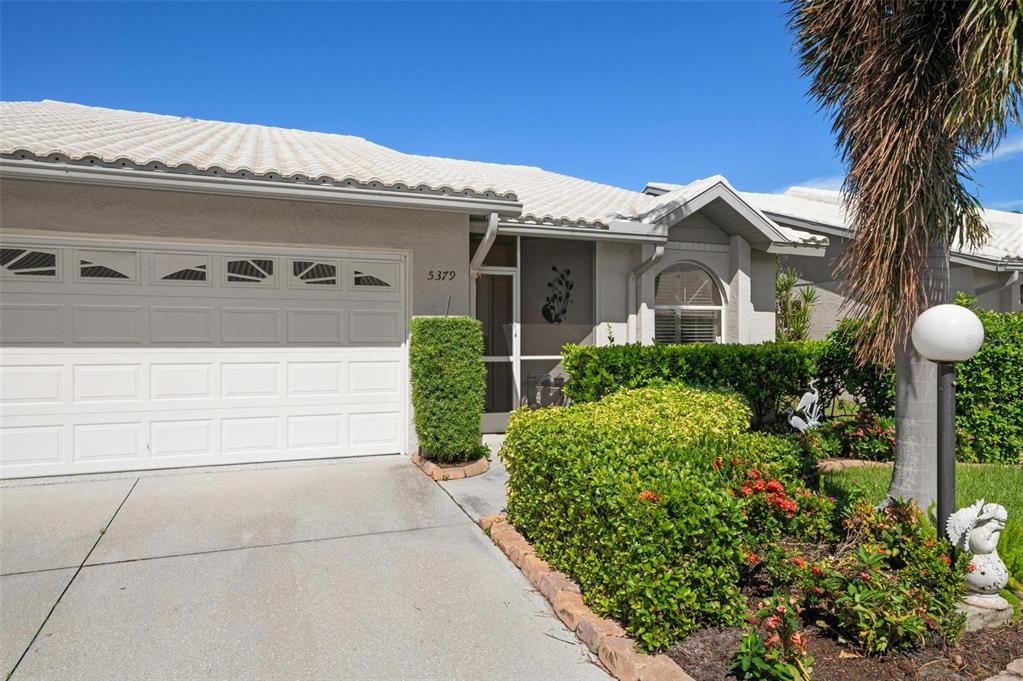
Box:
669 623 1023 681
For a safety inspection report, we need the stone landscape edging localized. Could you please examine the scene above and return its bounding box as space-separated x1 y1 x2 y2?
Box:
411 452 489 481
478 514 696 681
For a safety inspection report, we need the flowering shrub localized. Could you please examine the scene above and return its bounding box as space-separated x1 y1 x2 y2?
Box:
807 500 967 654
731 593 813 681
827 411 896 461
505 386 969 657
503 386 814 650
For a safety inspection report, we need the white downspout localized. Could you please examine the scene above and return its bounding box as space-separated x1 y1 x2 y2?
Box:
470 212 499 271
627 245 665 344
469 213 500 318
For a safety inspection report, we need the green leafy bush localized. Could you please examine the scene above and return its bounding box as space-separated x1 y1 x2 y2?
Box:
560 342 823 426
731 592 813 681
810 500 967 654
816 299 1022 463
952 294 1023 463
817 411 896 461
814 318 895 416
409 316 486 463
504 385 822 650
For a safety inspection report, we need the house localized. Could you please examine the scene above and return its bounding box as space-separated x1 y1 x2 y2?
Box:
0 100 826 478
645 182 1023 339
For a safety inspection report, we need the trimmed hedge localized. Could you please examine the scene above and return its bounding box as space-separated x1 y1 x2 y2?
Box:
562 298 1022 463
816 297 1023 463
504 385 967 653
561 341 823 425
409 316 486 463
503 385 809 650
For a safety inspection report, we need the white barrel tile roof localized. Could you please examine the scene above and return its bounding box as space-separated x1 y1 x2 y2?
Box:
1 100 656 228
738 186 1022 263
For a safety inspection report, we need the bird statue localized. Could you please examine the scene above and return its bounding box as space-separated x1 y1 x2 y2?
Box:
786 408 810 433
788 379 822 432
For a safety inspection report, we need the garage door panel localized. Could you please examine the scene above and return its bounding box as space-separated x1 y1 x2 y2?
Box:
0 425 63 466
0 243 406 478
72 305 144 343
0 364 64 404
150 419 215 459
150 363 214 400
221 308 281 343
73 364 141 402
347 309 403 343
0 303 65 343
286 309 343 343
150 307 215 343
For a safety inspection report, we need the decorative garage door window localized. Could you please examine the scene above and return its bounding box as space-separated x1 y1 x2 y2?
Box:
225 257 276 286
0 247 58 278
77 249 138 281
351 260 396 288
291 260 338 287
153 253 209 283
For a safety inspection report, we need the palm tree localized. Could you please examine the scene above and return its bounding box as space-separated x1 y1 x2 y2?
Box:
789 1 1022 511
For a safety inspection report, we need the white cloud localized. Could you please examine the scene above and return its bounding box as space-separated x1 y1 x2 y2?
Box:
988 198 1023 211
775 174 844 194
974 135 1023 167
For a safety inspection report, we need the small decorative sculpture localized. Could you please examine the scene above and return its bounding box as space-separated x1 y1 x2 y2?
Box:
947 499 1010 610
787 379 822 432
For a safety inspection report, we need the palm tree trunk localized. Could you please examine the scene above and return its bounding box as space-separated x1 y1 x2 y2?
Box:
885 239 951 511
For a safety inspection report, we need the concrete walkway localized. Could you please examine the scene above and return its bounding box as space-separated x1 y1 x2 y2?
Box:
438 435 509 522
1 455 608 680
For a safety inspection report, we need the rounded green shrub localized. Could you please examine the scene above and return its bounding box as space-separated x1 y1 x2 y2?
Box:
409 316 486 463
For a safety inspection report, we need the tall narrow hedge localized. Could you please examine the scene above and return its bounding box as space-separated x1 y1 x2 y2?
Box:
410 316 486 463
561 341 823 425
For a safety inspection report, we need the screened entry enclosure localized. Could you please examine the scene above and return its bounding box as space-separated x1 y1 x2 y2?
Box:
472 235 594 430
654 263 724 344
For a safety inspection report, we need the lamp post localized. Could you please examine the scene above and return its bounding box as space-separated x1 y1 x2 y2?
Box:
910 304 984 546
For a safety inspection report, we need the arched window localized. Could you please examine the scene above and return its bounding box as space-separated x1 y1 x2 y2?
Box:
654 263 724 344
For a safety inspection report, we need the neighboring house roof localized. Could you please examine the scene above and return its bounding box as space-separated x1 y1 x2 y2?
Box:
0 100 823 252
740 186 1023 270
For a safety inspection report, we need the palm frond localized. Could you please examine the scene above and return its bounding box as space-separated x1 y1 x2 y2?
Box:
789 0 1022 366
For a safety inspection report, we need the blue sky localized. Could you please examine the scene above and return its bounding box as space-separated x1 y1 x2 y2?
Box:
2 1 1020 208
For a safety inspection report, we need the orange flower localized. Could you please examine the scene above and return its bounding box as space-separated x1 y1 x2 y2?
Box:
638 490 663 503
792 556 807 569
747 551 760 565
967 562 976 573
940 554 952 566
712 456 723 470
810 565 823 576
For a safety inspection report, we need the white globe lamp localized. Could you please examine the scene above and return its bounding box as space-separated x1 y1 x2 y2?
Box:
910 303 984 550
911 304 984 363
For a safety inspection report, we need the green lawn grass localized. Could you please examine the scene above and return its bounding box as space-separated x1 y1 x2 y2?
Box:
821 464 1023 588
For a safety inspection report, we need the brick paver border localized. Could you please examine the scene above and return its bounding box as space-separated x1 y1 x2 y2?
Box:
410 452 489 481
478 514 696 681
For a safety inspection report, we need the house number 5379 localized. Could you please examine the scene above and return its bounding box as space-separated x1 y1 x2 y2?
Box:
427 270 456 281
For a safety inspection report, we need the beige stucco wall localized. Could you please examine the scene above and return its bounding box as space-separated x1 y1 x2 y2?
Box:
0 179 473 452
0 179 471 317
595 240 638 345
781 236 852 340
783 235 1020 340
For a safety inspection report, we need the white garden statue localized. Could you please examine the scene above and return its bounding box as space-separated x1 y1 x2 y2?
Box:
947 500 1010 610
787 378 822 433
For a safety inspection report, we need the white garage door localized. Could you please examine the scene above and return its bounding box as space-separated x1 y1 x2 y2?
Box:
0 240 407 479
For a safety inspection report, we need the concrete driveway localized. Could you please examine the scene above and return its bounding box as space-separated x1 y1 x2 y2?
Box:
1 456 608 681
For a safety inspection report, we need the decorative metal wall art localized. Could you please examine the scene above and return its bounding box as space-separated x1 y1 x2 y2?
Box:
542 266 573 324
